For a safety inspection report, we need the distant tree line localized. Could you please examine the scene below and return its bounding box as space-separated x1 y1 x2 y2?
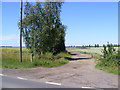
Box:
0 46 13 47
67 43 119 48
19 1 66 60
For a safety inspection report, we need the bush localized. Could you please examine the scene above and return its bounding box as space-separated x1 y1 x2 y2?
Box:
102 44 116 58
40 52 54 60
96 43 120 74
99 44 119 67
54 52 69 59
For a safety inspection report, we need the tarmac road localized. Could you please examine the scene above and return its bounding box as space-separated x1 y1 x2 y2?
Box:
1 75 69 88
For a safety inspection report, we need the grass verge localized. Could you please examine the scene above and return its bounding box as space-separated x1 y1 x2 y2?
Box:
1 47 70 69
2 58 69 69
96 65 119 75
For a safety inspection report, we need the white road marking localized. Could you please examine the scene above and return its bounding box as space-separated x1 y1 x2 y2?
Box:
82 86 93 88
0 74 4 76
45 82 61 85
0 74 6 76
17 77 27 80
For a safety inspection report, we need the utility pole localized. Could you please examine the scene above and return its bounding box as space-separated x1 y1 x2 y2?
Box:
20 0 23 62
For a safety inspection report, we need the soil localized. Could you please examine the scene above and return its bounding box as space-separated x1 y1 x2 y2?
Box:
2 50 119 88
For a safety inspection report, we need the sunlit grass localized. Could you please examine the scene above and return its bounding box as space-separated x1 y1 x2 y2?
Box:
1 47 69 69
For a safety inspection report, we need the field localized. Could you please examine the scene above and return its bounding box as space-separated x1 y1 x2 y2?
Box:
1 47 70 69
67 47 103 55
67 47 118 55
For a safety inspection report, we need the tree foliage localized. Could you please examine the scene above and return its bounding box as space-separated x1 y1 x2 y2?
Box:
19 1 66 60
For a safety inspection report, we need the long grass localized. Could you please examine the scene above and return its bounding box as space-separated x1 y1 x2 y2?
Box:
1 47 69 69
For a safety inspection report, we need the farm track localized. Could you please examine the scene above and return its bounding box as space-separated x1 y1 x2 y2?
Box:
2 50 118 88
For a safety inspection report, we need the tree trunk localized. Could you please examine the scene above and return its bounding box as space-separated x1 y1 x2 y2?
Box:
30 54 33 62
38 52 41 59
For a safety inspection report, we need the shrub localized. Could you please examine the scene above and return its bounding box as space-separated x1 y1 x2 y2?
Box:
102 44 116 58
96 43 120 74
54 52 69 59
99 44 119 67
40 52 54 60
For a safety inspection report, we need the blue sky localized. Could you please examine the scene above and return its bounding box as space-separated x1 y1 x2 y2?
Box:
1 2 118 46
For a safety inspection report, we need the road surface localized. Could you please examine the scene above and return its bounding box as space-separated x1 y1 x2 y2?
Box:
1 75 69 88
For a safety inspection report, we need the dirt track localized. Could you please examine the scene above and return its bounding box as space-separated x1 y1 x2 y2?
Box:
2 50 118 88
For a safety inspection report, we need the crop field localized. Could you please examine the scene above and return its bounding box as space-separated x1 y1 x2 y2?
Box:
1 47 30 61
66 47 118 55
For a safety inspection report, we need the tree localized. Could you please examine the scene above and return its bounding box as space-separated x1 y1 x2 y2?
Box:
20 1 66 60
22 2 34 61
96 44 99 47
89 44 91 47
95 44 96 47
95 44 99 47
42 2 66 54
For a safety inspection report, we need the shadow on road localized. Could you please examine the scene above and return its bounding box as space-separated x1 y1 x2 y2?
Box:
69 53 77 55
68 52 77 55
65 57 91 61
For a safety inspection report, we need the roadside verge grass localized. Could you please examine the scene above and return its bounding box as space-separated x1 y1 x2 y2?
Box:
96 64 119 75
1 47 70 69
2 58 69 69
